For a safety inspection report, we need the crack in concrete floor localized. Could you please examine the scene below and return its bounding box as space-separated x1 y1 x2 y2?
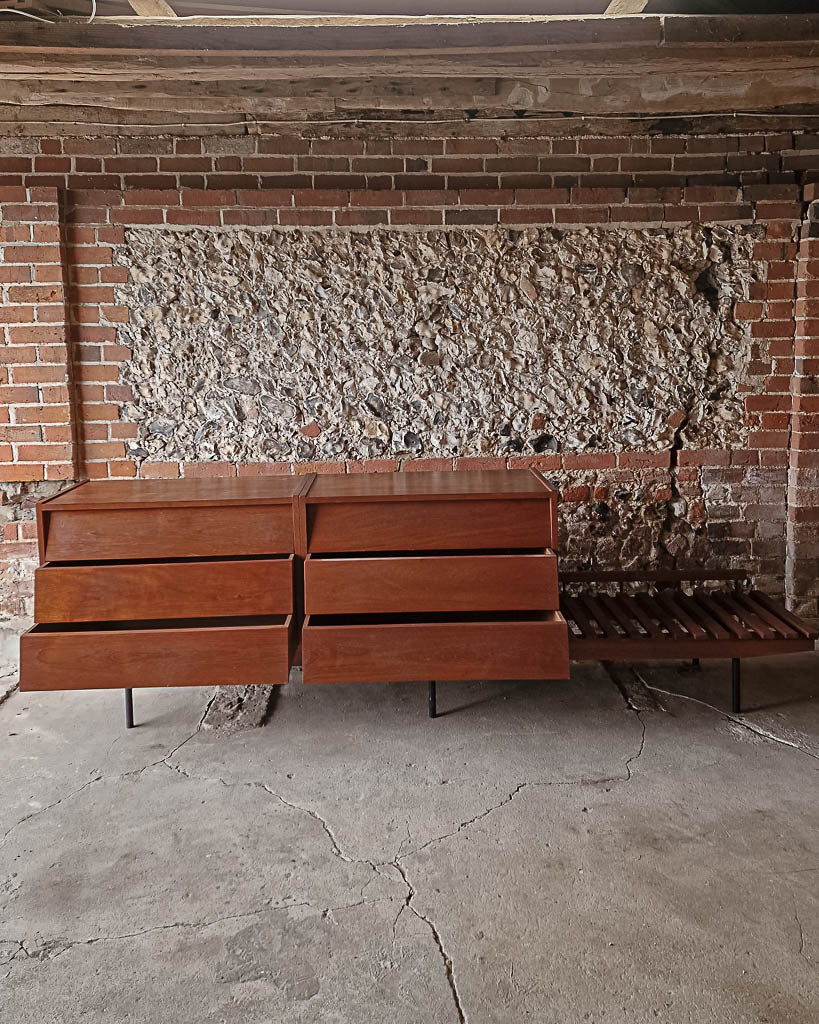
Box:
638 677 819 762
2 665 817 1019
0 678 650 1021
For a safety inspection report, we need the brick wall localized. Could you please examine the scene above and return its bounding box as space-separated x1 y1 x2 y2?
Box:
2 131 818 194
1 129 818 619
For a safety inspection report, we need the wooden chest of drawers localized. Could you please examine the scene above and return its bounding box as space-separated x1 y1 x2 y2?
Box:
20 477 309 692
20 469 568 704
301 469 569 685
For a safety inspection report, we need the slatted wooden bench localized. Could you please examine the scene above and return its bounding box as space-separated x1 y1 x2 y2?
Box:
559 570 817 714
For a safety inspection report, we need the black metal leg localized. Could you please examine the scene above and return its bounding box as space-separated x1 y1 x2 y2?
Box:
731 659 741 715
692 658 700 669
125 688 134 729
428 680 437 719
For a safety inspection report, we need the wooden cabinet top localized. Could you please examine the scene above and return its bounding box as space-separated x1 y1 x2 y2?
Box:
42 476 313 511
305 468 554 504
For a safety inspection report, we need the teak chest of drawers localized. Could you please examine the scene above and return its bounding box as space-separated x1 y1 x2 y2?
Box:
20 477 309 693
20 469 569 716
301 469 569 687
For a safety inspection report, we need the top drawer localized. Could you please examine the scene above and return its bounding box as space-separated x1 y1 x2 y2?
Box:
43 504 295 562
306 498 551 553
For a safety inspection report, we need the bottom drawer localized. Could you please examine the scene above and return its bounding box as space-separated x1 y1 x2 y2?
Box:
302 611 569 684
20 615 293 691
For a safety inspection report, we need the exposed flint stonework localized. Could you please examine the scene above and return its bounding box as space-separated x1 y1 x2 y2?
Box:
0 482 65 620
114 225 761 466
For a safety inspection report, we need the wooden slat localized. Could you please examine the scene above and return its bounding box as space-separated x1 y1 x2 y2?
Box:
675 591 730 641
561 595 599 639
568 636 812 662
576 594 612 637
635 592 685 639
713 592 775 641
598 594 643 638
692 591 751 640
583 594 624 638
620 594 663 638
733 592 797 640
751 591 816 639
657 589 707 640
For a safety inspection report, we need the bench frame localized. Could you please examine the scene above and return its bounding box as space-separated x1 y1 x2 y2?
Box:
560 569 817 714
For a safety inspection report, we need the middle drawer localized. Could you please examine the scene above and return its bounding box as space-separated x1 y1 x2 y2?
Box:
304 552 558 615
35 556 294 623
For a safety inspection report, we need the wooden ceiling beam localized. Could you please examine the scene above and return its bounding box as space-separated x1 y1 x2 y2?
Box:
0 15 665 54
3 43 818 81
5 68 819 116
1 13 817 128
1 15 818 63
1 107 817 139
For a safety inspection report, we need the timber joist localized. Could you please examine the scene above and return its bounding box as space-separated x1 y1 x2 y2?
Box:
1 14 819 131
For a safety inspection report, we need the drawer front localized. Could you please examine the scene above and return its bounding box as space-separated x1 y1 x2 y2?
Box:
302 613 569 684
43 505 294 562
304 552 558 614
35 557 293 623
307 499 550 553
20 617 293 691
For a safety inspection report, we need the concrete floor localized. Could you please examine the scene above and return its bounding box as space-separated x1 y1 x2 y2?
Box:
1 653 818 1024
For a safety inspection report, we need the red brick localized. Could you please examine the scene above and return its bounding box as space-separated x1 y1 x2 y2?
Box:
345 459 399 474
294 460 345 475
402 458 453 472
677 449 730 466
236 462 293 476
10 365 66 384
514 188 570 205
453 457 508 471
279 210 333 226
562 454 616 470
181 189 236 208
500 208 556 225
617 451 671 469
2 245 60 264
124 189 180 206
182 461 237 478
554 207 611 225
0 425 42 442
16 443 71 461
349 190 403 208
335 209 388 226
167 210 222 227
140 461 180 479
0 464 44 481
